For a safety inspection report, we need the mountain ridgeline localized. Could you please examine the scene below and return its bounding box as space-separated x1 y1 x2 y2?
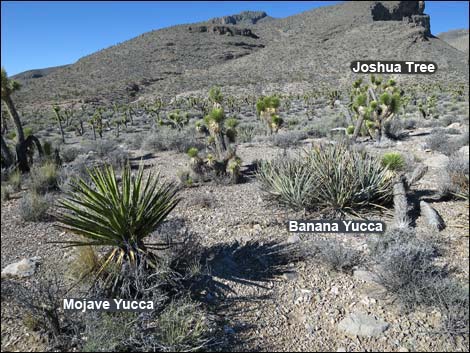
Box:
11 1 469 108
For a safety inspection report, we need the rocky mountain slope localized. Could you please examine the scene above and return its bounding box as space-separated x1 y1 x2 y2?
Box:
11 1 469 107
438 28 469 54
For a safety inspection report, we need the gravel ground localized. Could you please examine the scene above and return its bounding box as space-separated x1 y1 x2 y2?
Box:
1 130 469 352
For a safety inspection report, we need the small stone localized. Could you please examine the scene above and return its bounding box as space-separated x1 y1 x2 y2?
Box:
458 145 469 157
353 269 379 284
286 235 300 244
337 347 347 352
338 312 389 337
1 258 39 279
282 272 298 281
223 325 235 335
445 122 461 130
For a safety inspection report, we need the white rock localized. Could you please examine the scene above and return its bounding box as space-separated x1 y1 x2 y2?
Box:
1 257 40 279
353 269 380 283
338 312 389 337
445 122 462 130
424 154 449 169
458 145 469 157
286 235 300 244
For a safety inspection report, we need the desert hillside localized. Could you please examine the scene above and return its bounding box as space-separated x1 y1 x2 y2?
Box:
11 1 468 107
438 28 469 54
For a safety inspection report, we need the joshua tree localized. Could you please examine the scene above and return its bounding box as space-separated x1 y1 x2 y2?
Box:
89 108 104 140
327 89 341 108
418 94 438 119
186 89 242 184
166 110 189 130
1 67 43 171
209 86 223 108
256 95 283 134
146 98 165 127
52 105 66 143
350 75 402 143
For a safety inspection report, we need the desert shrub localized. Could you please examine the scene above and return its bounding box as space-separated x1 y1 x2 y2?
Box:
372 240 440 310
402 118 417 130
384 119 409 140
440 151 469 199
369 227 469 335
29 161 59 194
307 115 347 138
124 134 143 150
425 129 467 156
153 298 211 351
177 169 198 188
312 239 363 273
381 152 405 171
1 183 14 202
142 128 204 153
4 276 77 347
428 277 469 336
84 139 117 158
257 143 394 213
8 169 21 191
67 246 102 281
60 146 81 163
80 234 213 351
19 191 53 221
107 148 130 170
82 312 137 352
57 156 92 192
82 294 212 352
440 114 460 127
237 123 264 143
271 130 307 148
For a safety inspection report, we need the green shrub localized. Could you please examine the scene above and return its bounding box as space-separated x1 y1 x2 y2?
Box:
381 152 405 171
257 143 394 213
56 163 180 273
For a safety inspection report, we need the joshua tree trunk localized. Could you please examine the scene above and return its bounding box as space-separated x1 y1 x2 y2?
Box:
351 114 365 142
16 135 44 172
3 95 25 144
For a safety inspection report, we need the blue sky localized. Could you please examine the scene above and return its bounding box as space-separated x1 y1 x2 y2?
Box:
1 1 469 75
